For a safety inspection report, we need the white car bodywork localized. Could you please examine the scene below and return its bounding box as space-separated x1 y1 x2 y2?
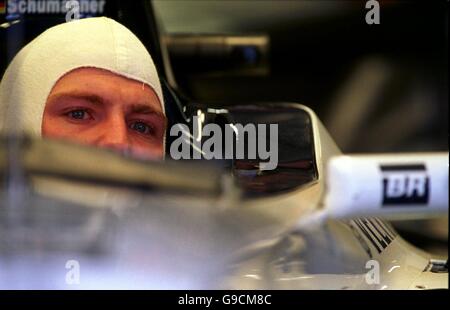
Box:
221 104 448 289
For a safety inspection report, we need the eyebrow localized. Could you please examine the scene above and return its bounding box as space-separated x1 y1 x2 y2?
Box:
128 103 166 120
47 92 108 107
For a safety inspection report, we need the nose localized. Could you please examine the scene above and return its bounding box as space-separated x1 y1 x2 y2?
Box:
95 114 130 154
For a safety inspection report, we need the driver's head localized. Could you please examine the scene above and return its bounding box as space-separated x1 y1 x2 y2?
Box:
0 17 166 159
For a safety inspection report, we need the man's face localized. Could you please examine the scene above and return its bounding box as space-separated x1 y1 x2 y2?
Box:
42 68 166 159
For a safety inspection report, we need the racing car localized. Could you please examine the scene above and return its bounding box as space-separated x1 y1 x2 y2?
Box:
0 0 447 290
0 101 447 289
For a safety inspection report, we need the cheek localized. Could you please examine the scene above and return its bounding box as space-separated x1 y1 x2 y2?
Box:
41 114 65 138
41 113 95 144
128 137 165 160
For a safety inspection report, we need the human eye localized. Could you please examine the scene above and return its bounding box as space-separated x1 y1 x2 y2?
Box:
65 108 93 121
129 120 154 136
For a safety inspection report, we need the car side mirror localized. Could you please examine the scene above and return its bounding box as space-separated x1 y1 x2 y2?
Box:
170 102 338 198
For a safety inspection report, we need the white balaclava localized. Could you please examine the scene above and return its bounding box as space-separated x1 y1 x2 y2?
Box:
0 17 165 138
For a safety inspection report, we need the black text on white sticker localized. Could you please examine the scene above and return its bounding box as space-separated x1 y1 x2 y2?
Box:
380 164 429 205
